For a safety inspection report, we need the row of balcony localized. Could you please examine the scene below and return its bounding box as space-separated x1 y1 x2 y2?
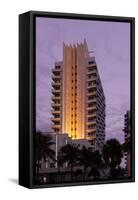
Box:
87 69 97 75
87 76 97 82
52 82 61 87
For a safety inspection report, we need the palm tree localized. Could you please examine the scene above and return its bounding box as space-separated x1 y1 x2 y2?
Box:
58 143 80 181
79 146 104 180
78 146 92 180
35 131 55 177
102 139 123 178
89 150 104 179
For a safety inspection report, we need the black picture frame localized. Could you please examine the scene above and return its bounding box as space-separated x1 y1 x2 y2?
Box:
19 11 135 189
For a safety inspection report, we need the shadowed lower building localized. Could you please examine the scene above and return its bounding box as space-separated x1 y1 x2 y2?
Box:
51 39 105 150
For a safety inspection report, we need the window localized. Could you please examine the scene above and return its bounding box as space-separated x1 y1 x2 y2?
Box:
55 121 60 125
55 94 60 97
55 128 59 132
88 61 95 65
55 107 60 111
55 80 60 83
54 72 60 76
54 114 60 118
55 65 60 69
54 100 60 104
88 67 93 71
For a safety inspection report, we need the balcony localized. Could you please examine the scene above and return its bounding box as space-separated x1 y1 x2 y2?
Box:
87 84 96 89
87 113 96 118
51 109 61 114
52 74 61 79
87 69 97 75
51 103 61 107
86 106 96 111
87 76 97 82
87 98 96 103
86 135 96 141
52 89 60 94
52 82 61 87
51 117 60 122
87 91 96 96
51 124 61 129
86 128 96 133
86 121 96 126
51 96 61 100
52 68 61 73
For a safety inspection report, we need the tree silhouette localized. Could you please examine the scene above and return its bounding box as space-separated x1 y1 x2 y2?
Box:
58 143 80 181
102 138 123 178
79 146 104 180
35 131 55 177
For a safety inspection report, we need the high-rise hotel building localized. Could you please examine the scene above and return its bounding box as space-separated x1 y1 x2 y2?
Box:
51 40 105 150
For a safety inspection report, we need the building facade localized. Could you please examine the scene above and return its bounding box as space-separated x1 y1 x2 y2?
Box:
51 40 105 150
123 111 131 176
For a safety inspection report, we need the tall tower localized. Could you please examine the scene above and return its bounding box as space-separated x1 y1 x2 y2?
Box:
123 111 131 176
51 40 105 150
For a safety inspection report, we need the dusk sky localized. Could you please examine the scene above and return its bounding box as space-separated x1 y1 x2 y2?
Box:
36 17 130 143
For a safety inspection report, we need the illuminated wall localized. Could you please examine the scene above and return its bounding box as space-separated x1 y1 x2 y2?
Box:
62 41 89 139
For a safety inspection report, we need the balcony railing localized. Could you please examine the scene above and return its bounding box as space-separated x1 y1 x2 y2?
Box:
87 69 97 75
87 84 96 89
52 68 61 73
86 121 96 126
87 77 97 82
87 98 96 103
51 124 61 129
51 96 61 100
52 89 61 94
86 135 96 140
87 113 96 117
51 117 60 122
52 82 61 87
86 106 96 111
86 128 96 133
87 91 96 96
52 74 61 79
51 103 61 107
51 109 61 114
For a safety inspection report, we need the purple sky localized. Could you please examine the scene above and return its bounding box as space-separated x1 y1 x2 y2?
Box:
36 17 130 143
